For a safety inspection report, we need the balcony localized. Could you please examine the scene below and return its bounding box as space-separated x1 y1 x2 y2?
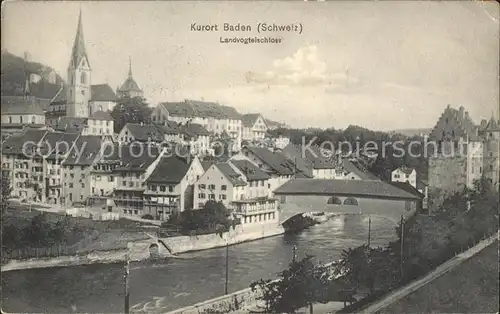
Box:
232 197 278 215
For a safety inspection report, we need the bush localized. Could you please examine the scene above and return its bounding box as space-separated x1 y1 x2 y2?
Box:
141 214 154 220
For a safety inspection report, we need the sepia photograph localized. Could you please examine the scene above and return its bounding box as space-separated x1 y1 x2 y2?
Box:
0 1 499 313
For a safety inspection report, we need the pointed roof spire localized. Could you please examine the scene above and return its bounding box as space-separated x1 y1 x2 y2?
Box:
128 56 133 78
23 52 30 98
70 9 90 69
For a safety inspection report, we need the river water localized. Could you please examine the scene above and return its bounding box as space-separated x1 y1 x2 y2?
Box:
1 214 398 313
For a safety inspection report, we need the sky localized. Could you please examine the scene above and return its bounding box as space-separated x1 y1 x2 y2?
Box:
2 1 499 131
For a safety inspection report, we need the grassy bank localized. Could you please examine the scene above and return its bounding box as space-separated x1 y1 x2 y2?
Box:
377 239 499 314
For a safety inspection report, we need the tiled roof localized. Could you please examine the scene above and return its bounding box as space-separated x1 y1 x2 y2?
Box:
201 160 214 171
282 143 336 173
1 96 46 115
215 163 247 187
113 144 161 172
230 159 270 181
45 132 79 160
63 135 102 165
90 84 116 102
29 81 61 100
1 129 48 156
180 123 210 137
118 77 142 93
274 178 420 200
388 182 425 199
124 123 165 142
241 113 261 127
55 117 87 133
146 155 192 183
243 145 297 176
37 131 66 156
341 159 380 180
89 110 113 121
394 166 415 176
160 100 242 120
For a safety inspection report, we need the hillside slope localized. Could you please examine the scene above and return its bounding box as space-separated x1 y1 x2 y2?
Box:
1 51 64 99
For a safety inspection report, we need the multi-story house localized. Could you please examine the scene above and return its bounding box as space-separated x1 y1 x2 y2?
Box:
151 100 243 151
391 167 417 188
1 96 48 136
87 142 120 206
230 145 303 196
1 129 48 202
178 123 211 156
194 162 247 209
86 111 114 136
143 154 204 219
241 113 268 142
282 143 336 179
112 144 164 215
61 135 104 205
42 132 79 205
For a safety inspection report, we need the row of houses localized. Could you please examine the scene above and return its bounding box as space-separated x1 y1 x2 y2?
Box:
1 127 396 220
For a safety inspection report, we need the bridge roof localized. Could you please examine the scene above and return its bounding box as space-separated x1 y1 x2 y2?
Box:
274 178 421 200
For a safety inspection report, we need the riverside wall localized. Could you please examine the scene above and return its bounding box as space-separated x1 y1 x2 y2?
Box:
160 222 285 254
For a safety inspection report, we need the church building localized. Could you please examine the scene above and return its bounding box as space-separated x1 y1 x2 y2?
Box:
45 10 117 136
116 57 144 99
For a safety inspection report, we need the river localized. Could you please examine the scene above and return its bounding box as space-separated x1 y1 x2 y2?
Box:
1 214 398 313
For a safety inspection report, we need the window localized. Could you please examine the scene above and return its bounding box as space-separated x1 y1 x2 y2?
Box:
169 186 174 192
260 181 264 186
160 185 166 192
151 185 157 191
280 195 286 204
69 183 73 188
109 176 114 182
209 194 216 200
327 196 342 205
343 198 358 206
208 184 216 189
81 72 86 84
20 116 23 124
219 194 227 200
198 193 206 199
31 116 35 124
221 185 227 191
8 117 12 123
81 183 85 188
199 184 206 189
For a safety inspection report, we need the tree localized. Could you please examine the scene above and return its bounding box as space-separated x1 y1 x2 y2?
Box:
1 175 12 217
251 255 331 314
110 96 153 133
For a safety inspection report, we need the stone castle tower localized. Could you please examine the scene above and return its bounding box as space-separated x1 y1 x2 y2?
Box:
66 10 92 118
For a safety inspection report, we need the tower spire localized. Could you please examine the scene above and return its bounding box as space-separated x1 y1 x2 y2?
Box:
70 9 90 69
128 56 132 78
23 51 30 98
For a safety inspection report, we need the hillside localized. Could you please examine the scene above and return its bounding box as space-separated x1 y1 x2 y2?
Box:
390 128 432 137
1 51 64 99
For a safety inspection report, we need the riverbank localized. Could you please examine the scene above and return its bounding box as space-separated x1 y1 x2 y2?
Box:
1 213 337 272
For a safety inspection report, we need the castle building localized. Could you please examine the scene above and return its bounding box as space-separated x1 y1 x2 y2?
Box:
428 105 499 205
116 57 143 99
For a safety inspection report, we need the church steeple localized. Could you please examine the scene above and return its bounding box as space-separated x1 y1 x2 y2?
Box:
70 9 90 69
66 9 92 118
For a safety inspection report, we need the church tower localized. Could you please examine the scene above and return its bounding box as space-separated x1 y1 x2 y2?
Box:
66 10 91 118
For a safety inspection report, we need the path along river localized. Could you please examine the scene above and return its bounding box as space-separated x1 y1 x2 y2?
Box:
2 214 398 313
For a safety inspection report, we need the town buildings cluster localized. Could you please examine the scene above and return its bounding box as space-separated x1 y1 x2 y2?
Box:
1 11 498 223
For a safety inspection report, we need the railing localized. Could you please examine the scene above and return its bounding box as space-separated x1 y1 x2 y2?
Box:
2 230 104 261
